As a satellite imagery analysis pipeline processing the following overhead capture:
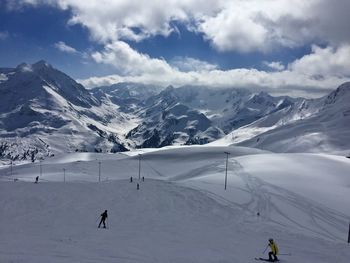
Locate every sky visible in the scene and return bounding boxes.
[1,0,350,97]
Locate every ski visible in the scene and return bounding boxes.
[254,258,280,262]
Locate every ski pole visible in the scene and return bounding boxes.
[262,244,268,254]
[96,215,101,227]
[279,253,291,256]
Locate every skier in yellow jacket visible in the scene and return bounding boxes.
[268,238,279,262]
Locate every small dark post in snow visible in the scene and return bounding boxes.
[224,152,231,190]
[63,168,66,183]
[138,154,141,181]
[98,161,101,182]
[348,222,350,243]
[137,183,140,190]
[10,160,13,177]
[40,160,42,178]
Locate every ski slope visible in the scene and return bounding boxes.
[1,145,350,262]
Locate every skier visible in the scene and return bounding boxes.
[130,176,133,183]
[142,176,144,182]
[137,183,140,190]
[98,210,108,228]
[35,176,39,183]
[268,238,279,262]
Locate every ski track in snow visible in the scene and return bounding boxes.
[229,159,348,241]
[1,179,349,263]
[167,156,349,242]
[1,147,350,262]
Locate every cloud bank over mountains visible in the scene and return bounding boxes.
[9,0,350,96]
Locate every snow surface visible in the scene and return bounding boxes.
[0,61,137,159]
[1,145,350,262]
[213,83,350,154]
[2,62,350,156]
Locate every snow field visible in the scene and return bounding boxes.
[1,145,350,262]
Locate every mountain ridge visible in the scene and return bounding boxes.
[1,61,349,162]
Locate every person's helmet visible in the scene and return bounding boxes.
[269,238,273,242]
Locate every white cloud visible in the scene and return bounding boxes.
[196,0,350,52]
[79,44,350,97]
[13,0,350,97]
[91,41,173,75]
[197,0,319,52]
[54,41,78,54]
[15,0,350,53]
[289,45,350,78]
[79,65,349,98]
[263,61,285,71]
[170,57,218,72]
[34,0,221,44]
[198,1,270,52]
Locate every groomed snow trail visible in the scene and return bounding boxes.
[171,155,350,242]
[1,146,350,262]
[1,179,349,263]
[229,158,348,241]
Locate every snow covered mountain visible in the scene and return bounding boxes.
[0,61,133,162]
[213,82,350,153]
[1,60,349,162]
[92,82,163,113]
[121,85,302,148]
[125,86,225,147]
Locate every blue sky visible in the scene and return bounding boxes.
[0,4,108,78]
[1,1,350,97]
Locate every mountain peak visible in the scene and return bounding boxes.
[257,91,272,98]
[15,60,52,73]
[336,82,350,92]
[3,60,99,109]
[324,82,350,105]
[165,85,175,91]
[16,62,32,72]
[32,60,52,71]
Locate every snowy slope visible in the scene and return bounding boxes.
[141,86,301,132]
[213,82,350,154]
[0,61,138,161]
[1,61,350,159]
[92,82,164,113]
[1,146,350,262]
[123,86,224,147]
[126,85,300,148]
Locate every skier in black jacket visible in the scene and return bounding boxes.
[98,210,108,228]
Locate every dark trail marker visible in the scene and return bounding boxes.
[138,154,141,180]
[137,183,140,190]
[98,161,101,182]
[224,152,230,190]
[348,222,350,243]
[40,160,42,178]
